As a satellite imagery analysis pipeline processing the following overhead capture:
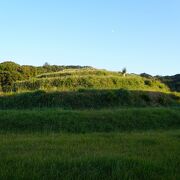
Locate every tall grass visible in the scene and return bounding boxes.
[12,69,169,92]
[0,89,178,109]
[36,68,120,78]
[0,130,180,179]
[0,108,179,133]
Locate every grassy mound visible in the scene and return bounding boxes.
[36,68,119,78]
[12,69,169,92]
[0,108,179,133]
[0,90,179,109]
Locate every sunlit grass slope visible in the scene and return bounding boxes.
[13,69,169,92]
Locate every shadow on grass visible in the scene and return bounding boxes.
[0,89,179,109]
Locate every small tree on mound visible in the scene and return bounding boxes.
[122,68,127,77]
[43,62,50,67]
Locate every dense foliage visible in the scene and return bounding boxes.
[0,61,179,93]
[0,89,179,109]
[0,61,91,92]
[157,74,180,92]
[13,76,168,92]
[141,73,180,92]
[9,67,168,92]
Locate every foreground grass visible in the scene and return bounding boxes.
[0,108,180,133]
[0,130,180,179]
[0,107,179,179]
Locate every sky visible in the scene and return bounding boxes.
[0,0,180,75]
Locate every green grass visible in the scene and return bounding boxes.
[0,89,179,109]
[0,107,180,179]
[0,130,180,179]
[36,68,120,78]
[0,108,179,133]
[13,69,169,92]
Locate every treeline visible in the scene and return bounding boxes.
[0,61,91,92]
[0,61,179,93]
[156,74,180,92]
[140,73,180,92]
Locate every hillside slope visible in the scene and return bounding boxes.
[0,61,91,92]
[0,61,179,93]
[13,69,169,92]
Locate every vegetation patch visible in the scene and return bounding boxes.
[0,131,180,179]
[0,108,179,133]
[0,89,179,109]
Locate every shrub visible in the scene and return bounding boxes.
[144,80,152,86]
[140,94,151,104]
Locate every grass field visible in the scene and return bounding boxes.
[0,108,180,179]
[0,130,180,179]
[0,108,179,133]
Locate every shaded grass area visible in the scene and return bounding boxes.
[0,89,179,109]
[0,130,180,179]
[0,108,180,133]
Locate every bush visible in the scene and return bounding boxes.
[144,80,152,86]
[140,94,151,104]
[0,61,92,90]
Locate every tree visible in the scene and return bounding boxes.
[0,71,14,92]
[122,68,127,77]
[43,62,50,67]
[0,61,21,71]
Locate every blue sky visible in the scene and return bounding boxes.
[0,0,180,75]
